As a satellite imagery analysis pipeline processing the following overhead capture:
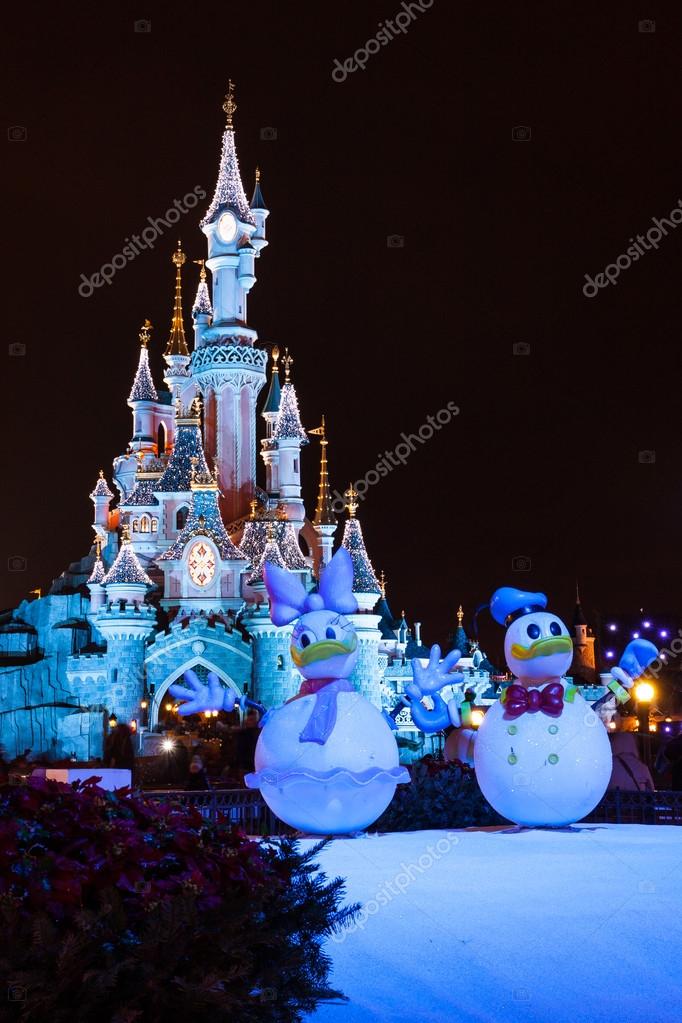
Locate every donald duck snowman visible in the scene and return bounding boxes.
[404,587,658,828]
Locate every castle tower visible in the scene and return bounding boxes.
[273,350,308,530]
[309,416,337,575]
[192,82,268,523]
[86,537,106,618]
[96,527,156,724]
[260,346,282,495]
[570,584,597,684]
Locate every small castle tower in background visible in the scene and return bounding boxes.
[341,485,383,705]
[570,584,597,684]
[309,416,337,575]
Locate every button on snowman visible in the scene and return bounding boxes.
[473,587,654,827]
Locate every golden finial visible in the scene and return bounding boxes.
[193,258,207,283]
[98,469,105,480]
[165,243,189,357]
[121,523,131,544]
[457,605,464,627]
[139,319,153,348]
[272,344,280,367]
[29,587,42,599]
[345,483,358,518]
[379,570,387,598]
[95,536,102,559]
[223,79,237,129]
[255,166,261,183]
[282,347,293,383]
[249,498,258,520]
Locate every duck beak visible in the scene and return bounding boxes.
[291,634,357,668]
[510,636,572,661]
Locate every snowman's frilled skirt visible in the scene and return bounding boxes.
[245,691,409,834]
[474,690,612,827]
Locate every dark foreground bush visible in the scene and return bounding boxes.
[372,758,503,832]
[0,778,358,1023]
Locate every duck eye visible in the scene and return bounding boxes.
[300,633,311,648]
[527,623,540,640]
[325,626,337,640]
[550,621,562,636]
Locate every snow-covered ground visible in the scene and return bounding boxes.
[303,825,682,1023]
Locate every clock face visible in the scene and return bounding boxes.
[188,541,216,587]
[217,210,238,243]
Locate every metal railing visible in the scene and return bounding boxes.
[585,788,682,825]
[143,787,292,835]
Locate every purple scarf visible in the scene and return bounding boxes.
[299,678,355,745]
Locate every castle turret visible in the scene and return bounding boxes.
[96,526,156,724]
[341,485,381,611]
[309,416,337,574]
[260,346,282,496]
[86,537,106,617]
[570,584,597,684]
[273,350,307,529]
[90,470,114,530]
[339,486,383,703]
[191,259,213,350]
[250,167,269,255]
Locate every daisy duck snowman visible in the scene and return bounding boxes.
[242,548,410,834]
[402,587,658,828]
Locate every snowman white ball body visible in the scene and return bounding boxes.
[474,609,612,827]
[248,604,407,834]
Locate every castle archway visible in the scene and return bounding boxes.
[150,657,242,730]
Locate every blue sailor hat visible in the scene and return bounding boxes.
[489,587,548,627]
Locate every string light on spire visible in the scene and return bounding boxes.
[129,320,159,402]
[90,470,114,500]
[201,81,255,227]
[341,490,380,595]
[273,352,308,444]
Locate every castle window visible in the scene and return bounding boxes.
[132,519,139,532]
[140,515,150,533]
[294,458,299,474]
[176,506,189,530]
[157,423,167,455]
[277,654,284,670]
[151,517,158,533]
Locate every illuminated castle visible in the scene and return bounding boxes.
[0,85,494,762]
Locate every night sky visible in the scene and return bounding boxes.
[4,1,682,667]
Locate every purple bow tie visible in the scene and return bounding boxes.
[504,682,564,719]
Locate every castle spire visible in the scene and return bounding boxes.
[165,242,190,357]
[251,165,267,211]
[191,259,213,319]
[262,345,281,417]
[129,320,159,402]
[341,488,380,605]
[201,81,255,228]
[310,416,336,526]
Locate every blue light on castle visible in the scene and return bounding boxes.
[0,85,501,764]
